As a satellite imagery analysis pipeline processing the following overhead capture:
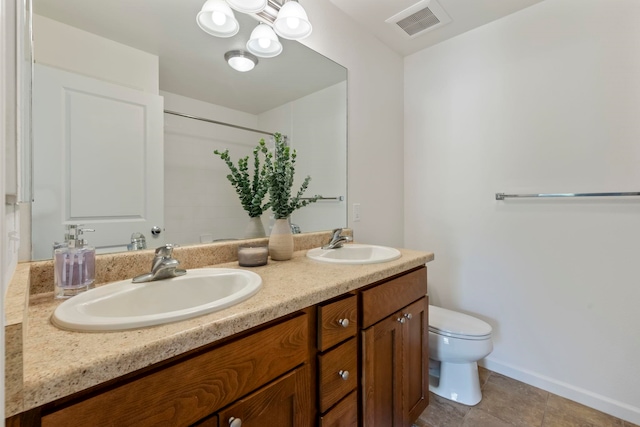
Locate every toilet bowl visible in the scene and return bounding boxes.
[428,305,493,406]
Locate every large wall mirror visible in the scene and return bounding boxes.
[28,0,347,260]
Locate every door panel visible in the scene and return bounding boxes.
[403,297,429,424]
[32,64,164,259]
[362,315,403,427]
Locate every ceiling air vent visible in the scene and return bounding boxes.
[386,0,451,38]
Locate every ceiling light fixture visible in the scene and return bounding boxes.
[226,0,268,14]
[247,23,283,58]
[273,0,312,40]
[197,0,312,69]
[225,50,259,72]
[197,0,239,38]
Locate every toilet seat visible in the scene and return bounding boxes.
[429,305,492,340]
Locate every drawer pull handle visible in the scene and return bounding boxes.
[404,313,413,320]
[397,317,406,324]
[339,370,350,381]
[229,417,242,427]
[338,318,350,328]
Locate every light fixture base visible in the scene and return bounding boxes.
[224,50,259,72]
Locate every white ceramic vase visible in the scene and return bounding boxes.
[244,216,266,239]
[269,218,293,261]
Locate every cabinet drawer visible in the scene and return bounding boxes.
[42,314,309,427]
[319,390,358,427]
[318,295,357,351]
[361,267,427,329]
[217,365,312,427]
[318,337,358,413]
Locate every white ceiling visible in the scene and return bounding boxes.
[33,0,546,114]
[329,0,546,56]
[33,0,347,114]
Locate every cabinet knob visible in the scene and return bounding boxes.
[397,317,406,324]
[404,313,413,320]
[229,417,242,427]
[338,318,349,328]
[338,370,350,381]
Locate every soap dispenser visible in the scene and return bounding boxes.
[54,225,96,299]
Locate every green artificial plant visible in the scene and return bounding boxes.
[260,133,320,219]
[213,145,270,218]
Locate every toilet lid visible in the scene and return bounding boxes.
[429,305,492,339]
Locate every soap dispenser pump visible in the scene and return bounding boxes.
[54,225,96,299]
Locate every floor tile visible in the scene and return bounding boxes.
[418,392,470,427]
[462,408,514,427]
[542,395,622,427]
[478,366,491,389]
[473,372,548,426]
[418,369,637,427]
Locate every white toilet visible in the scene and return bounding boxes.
[428,305,493,406]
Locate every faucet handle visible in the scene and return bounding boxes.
[331,228,343,239]
[155,243,177,258]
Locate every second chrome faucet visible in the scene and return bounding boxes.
[322,228,353,250]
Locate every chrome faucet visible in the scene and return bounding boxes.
[290,223,301,234]
[132,244,187,283]
[322,228,352,249]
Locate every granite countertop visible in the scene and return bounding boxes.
[6,239,433,417]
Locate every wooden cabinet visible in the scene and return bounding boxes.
[41,313,309,427]
[9,266,429,427]
[361,268,429,427]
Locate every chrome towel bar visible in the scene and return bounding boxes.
[496,192,640,200]
[301,196,344,201]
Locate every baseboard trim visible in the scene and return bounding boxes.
[479,358,640,425]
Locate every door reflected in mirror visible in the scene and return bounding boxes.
[29,0,347,260]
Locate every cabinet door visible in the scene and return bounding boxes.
[361,314,403,427]
[217,365,311,427]
[402,297,429,425]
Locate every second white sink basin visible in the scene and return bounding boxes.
[51,268,262,332]
[306,244,401,265]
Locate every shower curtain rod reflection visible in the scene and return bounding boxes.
[164,110,275,136]
[496,191,640,200]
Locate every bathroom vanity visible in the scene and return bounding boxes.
[5,234,433,427]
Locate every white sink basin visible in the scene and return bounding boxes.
[51,268,262,332]
[306,244,401,265]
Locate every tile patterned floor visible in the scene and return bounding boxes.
[415,368,639,427]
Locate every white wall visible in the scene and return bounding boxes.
[2,0,22,421]
[259,81,348,233]
[301,0,405,247]
[163,81,347,243]
[404,0,640,423]
[33,14,158,93]
[162,91,261,244]
[3,0,20,290]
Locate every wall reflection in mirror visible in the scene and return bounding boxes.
[28,0,347,260]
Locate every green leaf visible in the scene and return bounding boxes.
[213,142,270,217]
[264,133,321,219]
